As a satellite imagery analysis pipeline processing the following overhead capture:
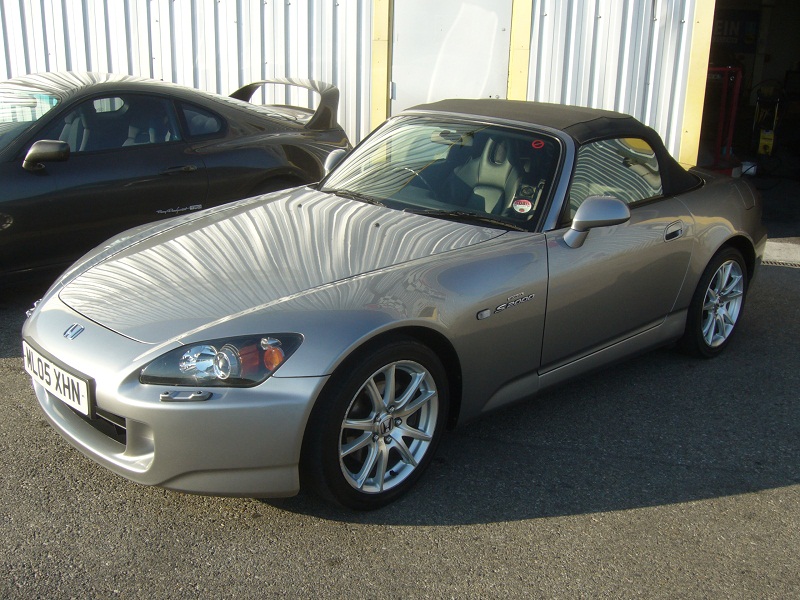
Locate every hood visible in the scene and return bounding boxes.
[58,187,503,343]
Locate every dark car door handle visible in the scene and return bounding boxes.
[665,220,683,241]
[160,165,198,175]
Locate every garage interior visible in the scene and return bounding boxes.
[701,1,799,178]
[701,0,800,241]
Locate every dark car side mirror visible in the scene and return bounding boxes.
[22,140,70,172]
[563,195,631,249]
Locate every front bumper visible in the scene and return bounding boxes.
[23,296,328,498]
[30,373,327,497]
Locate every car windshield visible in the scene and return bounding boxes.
[321,115,561,230]
[0,83,60,153]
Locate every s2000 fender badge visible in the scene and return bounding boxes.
[479,293,536,319]
[495,293,535,313]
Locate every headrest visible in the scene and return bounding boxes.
[488,139,508,164]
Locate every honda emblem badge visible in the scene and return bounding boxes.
[63,324,85,340]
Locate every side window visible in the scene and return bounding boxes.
[567,137,663,220]
[36,95,181,153]
[179,103,223,137]
[93,97,125,114]
[119,96,181,147]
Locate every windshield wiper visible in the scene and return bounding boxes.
[329,189,385,207]
[406,209,526,232]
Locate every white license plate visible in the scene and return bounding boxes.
[23,341,91,416]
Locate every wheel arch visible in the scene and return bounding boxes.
[390,326,463,429]
[316,325,464,430]
[720,234,757,280]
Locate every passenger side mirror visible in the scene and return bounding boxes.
[323,148,347,175]
[563,195,630,248]
[23,140,70,172]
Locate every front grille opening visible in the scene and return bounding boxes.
[86,407,127,445]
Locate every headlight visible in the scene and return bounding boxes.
[139,334,302,387]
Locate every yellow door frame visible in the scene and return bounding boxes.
[370,0,393,132]
[678,1,716,167]
[507,0,533,101]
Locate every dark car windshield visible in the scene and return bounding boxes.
[321,115,561,230]
[0,83,59,153]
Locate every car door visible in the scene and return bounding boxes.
[0,93,209,275]
[540,137,694,371]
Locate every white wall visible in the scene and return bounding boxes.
[0,0,700,156]
[522,0,698,157]
[0,0,372,143]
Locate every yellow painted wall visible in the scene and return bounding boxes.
[679,1,716,167]
[370,0,393,131]
[507,0,533,101]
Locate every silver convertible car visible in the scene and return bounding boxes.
[22,99,767,509]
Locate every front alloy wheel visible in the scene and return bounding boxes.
[339,359,439,494]
[302,339,448,509]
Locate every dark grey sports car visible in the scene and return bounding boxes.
[22,99,767,510]
[0,72,350,278]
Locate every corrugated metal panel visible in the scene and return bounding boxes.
[526,0,696,156]
[0,0,371,143]
[2,0,699,152]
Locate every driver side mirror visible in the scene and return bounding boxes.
[323,148,347,175]
[563,195,630,248]
[23,140,70,172]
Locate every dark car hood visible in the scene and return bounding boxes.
[58,187,503,343]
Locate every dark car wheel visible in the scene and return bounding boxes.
[679,247,748,358]
[302,339,448,510]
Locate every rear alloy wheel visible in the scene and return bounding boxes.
[303,340,448,510]
[680,247,748,357]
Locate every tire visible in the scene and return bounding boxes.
[679,247,748,358]
[301,339,449,510]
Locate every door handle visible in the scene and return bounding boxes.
[664,220,683,241]
[160,165,198,175]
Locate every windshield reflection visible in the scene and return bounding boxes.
[323,116,561,230]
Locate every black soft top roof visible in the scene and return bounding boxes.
[406,99,700,196]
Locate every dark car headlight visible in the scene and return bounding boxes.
[140,334,302,387]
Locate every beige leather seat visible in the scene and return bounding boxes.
[445,136,520,214]
[58,107,95,152]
